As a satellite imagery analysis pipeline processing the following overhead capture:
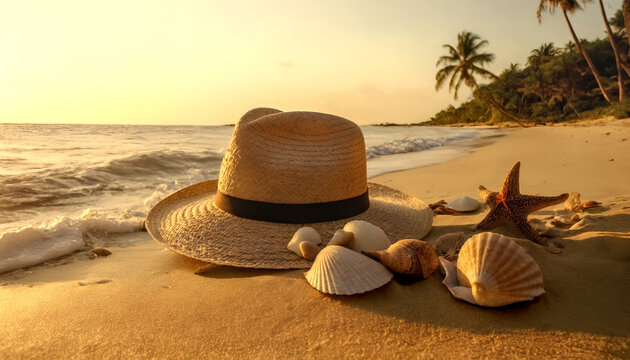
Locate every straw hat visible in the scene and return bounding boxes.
[146,108,433,269]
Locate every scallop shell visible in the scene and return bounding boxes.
[287,227,321,256]
[363,239,438,280]
[343,220,390,253]
[446,196,480,212]
[304,245,393,295]
[435,232,466,255]
[440,232,545,307]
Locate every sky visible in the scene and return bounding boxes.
[0,0,624,125]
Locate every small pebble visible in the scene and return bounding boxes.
[90,248,112,257]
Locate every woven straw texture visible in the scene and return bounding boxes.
[146,180,432,269]
[219,110,367,203]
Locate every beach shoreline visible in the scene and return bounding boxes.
[1,118,629,359]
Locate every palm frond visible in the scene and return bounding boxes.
[471,65,499,81]
[435,30,497,101]
[448,69,462,95]
[435,65,457,90]
[453,73,467,100]
[468,53,495,65]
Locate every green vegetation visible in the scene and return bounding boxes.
[427,3,630,126]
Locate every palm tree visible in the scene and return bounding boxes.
[563,41,577,54]
[537,0,614,104]
[597,0,625,100]
[625,0,630,55]
[435,31,530,127]
[527,43,558,68]
[610,8,627,37]
[612,5,630,78]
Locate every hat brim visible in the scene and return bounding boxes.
[146,180,433,269]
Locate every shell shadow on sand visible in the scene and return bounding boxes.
[162,207,630,337]
[332,234,630,338]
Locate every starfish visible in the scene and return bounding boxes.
[476,161,568,253]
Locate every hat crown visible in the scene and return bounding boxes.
[218,109,367,204]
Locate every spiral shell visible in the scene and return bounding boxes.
[440,232,545,307]
[363,239,438,280]
[304,245,393,295]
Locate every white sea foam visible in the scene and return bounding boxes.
[365,132,477,160]
[0,210,142,273]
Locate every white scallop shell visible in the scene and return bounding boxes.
[287,227,321,256]
[304,245,393,295]
[343,220,390,253]
[440,232,545,307]
[446,196,480,212]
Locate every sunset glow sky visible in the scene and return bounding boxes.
[0,0,623,125]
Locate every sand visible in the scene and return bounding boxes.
[1,118,629,359]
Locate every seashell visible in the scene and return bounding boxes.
[327,229,354,247]
[564,192,582,211]
[446,196,480,212]
[342,220,390,253]
[580,200,601,209]
[443,252,458,262]
[363,239,438,280]
[435,232,466,255]
[299,241,320,260]
[304,245,393,295]
[548,214,579,227]
[287,227,321,256]
[440,232,545,307]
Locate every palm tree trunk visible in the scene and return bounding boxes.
[473,86,531,127]
[599,0,624,101]
[562,10,614,104]
[624,0,630,57]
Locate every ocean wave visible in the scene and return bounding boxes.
[365,132,478,160]
[0,209,143,273]
[95,150,222,176]
[0,150,223,210]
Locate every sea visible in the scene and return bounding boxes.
[0,123,498,273]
